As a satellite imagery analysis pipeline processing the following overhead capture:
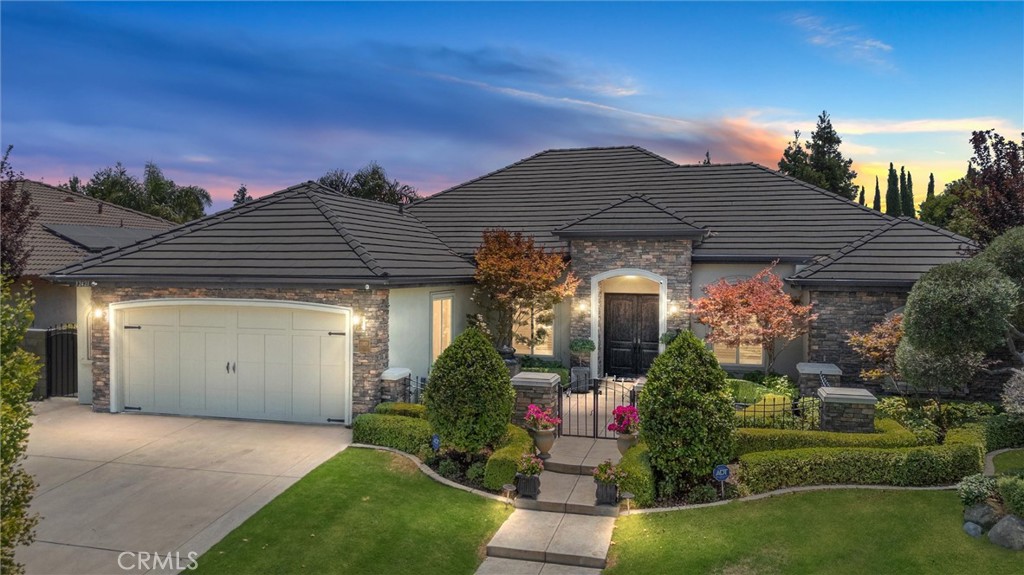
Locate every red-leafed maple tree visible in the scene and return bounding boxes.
[473,229,579,354]
[690,262,817,372]
[847,314,904,382]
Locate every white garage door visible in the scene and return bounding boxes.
[115,302,351,424]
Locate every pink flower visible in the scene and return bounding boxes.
[524,403,561,429]
[607,405,639,434]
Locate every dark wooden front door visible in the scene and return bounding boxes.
[603,294,660,377]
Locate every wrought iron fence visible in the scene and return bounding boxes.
[735,396,821,430]
[558,376,641,438]
[46,323,78,398]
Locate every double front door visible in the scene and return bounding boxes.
[603,294,659,378]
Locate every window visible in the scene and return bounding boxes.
[513,306,554,356]
[712,342,764,366]
[431,294,453,363]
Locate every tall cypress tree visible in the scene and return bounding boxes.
[902,171,915,217]
[873,176,882,211]
[858,186,865,205]
[927,173,935,200]
[885,163,901,216]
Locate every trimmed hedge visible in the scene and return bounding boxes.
[521,366,569,388]
[618,442,655,508]
[727,379,767,404]
[997,475,1024,516]
[374,402,427,419]
[738,427,984,494]
[352,413,433,455]
[986,414,1024,451]
[483,425,534,491]
[735,419,920,456]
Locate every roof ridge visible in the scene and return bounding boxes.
[20,178,174,225]
[745,163,895,222]
[554,192,706,233]
[302,185,388,278]
[675,162,757,168]
[891,215,978,246]
[407,149,552,208]
[632,193,707,230]
[789,219,908,280]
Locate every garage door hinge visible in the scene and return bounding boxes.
[124,325,142,330]
[328,331,346,336]
[326,418,346,423]
[124,406,142,411]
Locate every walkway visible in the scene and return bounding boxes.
[475,437,622,574]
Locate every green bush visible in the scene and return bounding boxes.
[735,419,919,456]
[958,474,997,506]
[519,356,564,369]
[437,459,460,479]
[374,402,427,419]
[466,462,486,485]
[618,442,655,508]
[424,328,514,452]
[638,331,735,497]
[352,414,433,454]
[997,475,1024,516]
[687,484,719,504]
[521,366,569,388]
[986,414,1024,451]
[727,379,767,404]
[483,424,533,491]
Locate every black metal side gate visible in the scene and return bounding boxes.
[557,377,641,438]
[46,323,78,397]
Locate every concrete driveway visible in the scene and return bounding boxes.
[17,398,350,575]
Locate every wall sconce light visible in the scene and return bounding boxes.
[577,300,588,312]
[93,307,106,320]
[352,314,364,331]
[669,303,680,314]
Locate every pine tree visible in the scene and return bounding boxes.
[873,176,882,211]
[886,163,901,216]
[927,173,935,200]
[858,186,865,205]
[902,171,916,217]
[777,111,858,199]
[701,150,712,165]
[232,184,252,206]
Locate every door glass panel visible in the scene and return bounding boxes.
[431,296,452,363]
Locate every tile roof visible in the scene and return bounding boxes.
[48,181,476,286]
[16,180,173,277]
[787,218,976,287]
[553,193,707,239]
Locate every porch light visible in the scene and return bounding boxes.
[93,307,106,320]
[352,314,362,330]
[669,303,680,314]
[577,300,588,312]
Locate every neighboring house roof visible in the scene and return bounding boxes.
[48,181,476,286]
[787,218,976,287]
[553,193,708,239]
[17,180,173,277]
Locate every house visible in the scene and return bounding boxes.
[13,180,174,402]
[47,147,973,424]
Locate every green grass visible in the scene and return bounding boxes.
[193,448,511,575]
[607,490,1021,575]
[994,449,1024,475]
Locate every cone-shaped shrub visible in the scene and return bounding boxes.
[424,327,514,452]
[637,330,735,498]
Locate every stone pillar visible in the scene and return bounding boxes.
[797,362,843,397]
[817,387,877,433]
[511,371,560,425]
[379,367,412,404]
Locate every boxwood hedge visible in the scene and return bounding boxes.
[986,414,1024,451]
[483,424,534,491]
[374,402,427,419]
[735,418,920,456]
[618,442,655,508]
[352,413,433,455]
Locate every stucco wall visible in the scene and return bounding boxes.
[388,284,474,381]
[20,279,77,328]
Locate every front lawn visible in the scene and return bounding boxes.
[193,448,511,575]
[994,449,1024,475]
[607,490,1020,574]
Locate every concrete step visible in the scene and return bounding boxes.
[475,557,603,575]
[544,437,621,476]
[514,471,618,517]
[486,510,615,569]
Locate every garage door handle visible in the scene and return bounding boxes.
[232,362,236,373]
[226,362,230,373]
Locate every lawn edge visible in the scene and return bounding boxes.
[349,443,509,503]
[984,447,1021,476]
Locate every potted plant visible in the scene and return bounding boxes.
[515,453,544,499]
[593,459,626,506]
[607,405,640,455]
[569,338,596,393]
[524,404,561,459]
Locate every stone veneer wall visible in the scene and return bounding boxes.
[807,288,907,391]
[88,285,388,416]
[568,238,693,374]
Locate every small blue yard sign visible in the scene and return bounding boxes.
[713,464,730,482]
[431,434,441,452]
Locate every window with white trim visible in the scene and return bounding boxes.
[513,306,554,356]
[431,293,453,363]
[712,342,764,366]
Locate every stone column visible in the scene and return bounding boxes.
[511,371,561,425]
[817,387,877,433]
[797,362,843,397]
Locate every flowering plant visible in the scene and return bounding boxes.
[525,404,562,430]
[517,453,544,476]
[592,459,627,485]
[607,405,639,434]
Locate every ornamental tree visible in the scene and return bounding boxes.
[0,146,38,279]
[472,229,578,353]
[690,262,817,372]
[962,130,1024,245]
[846,314,903,382]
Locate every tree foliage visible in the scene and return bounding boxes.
[902,170,916,218]
[777,111,858,200]
[858,186,865,206]
[317,162,420,205]
[232,184,252,206]
[0,147,39,278]
[82,161,211,223]
[961,130,1024,245]
[885,163,901,216]
[1,276,40,573]
[919,177,981,237]
[690,262,817,371]
[976,226,1024,367]
[423,328,514,452]
[927,173,936,200]
[872,176,882,211]
[637,331,735,497]
[471,229,578,352]
[847,314,903,382]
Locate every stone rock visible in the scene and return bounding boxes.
[988,515,1024,551]
[963,522,983,538]
[965,503,1002,530]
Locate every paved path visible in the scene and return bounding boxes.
[17,398,349,575]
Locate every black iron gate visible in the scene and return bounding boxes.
[46,324,77,397]
[558,376,642,438]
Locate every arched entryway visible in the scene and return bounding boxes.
[589,268,667,377]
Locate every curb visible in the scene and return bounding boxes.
[984,447,1019,476]
[349,443,509,503]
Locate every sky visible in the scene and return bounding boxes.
[3,1,1022,213]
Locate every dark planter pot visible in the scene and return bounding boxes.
[516,473,541,499]
[595,481,618,506]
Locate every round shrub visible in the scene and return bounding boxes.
[895,340,985,397]
[424,328,514,452]
[978,226,1024,324]
[637,330,735,498]
[958,473,996,506]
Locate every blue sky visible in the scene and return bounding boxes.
[3,1,1021,212]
